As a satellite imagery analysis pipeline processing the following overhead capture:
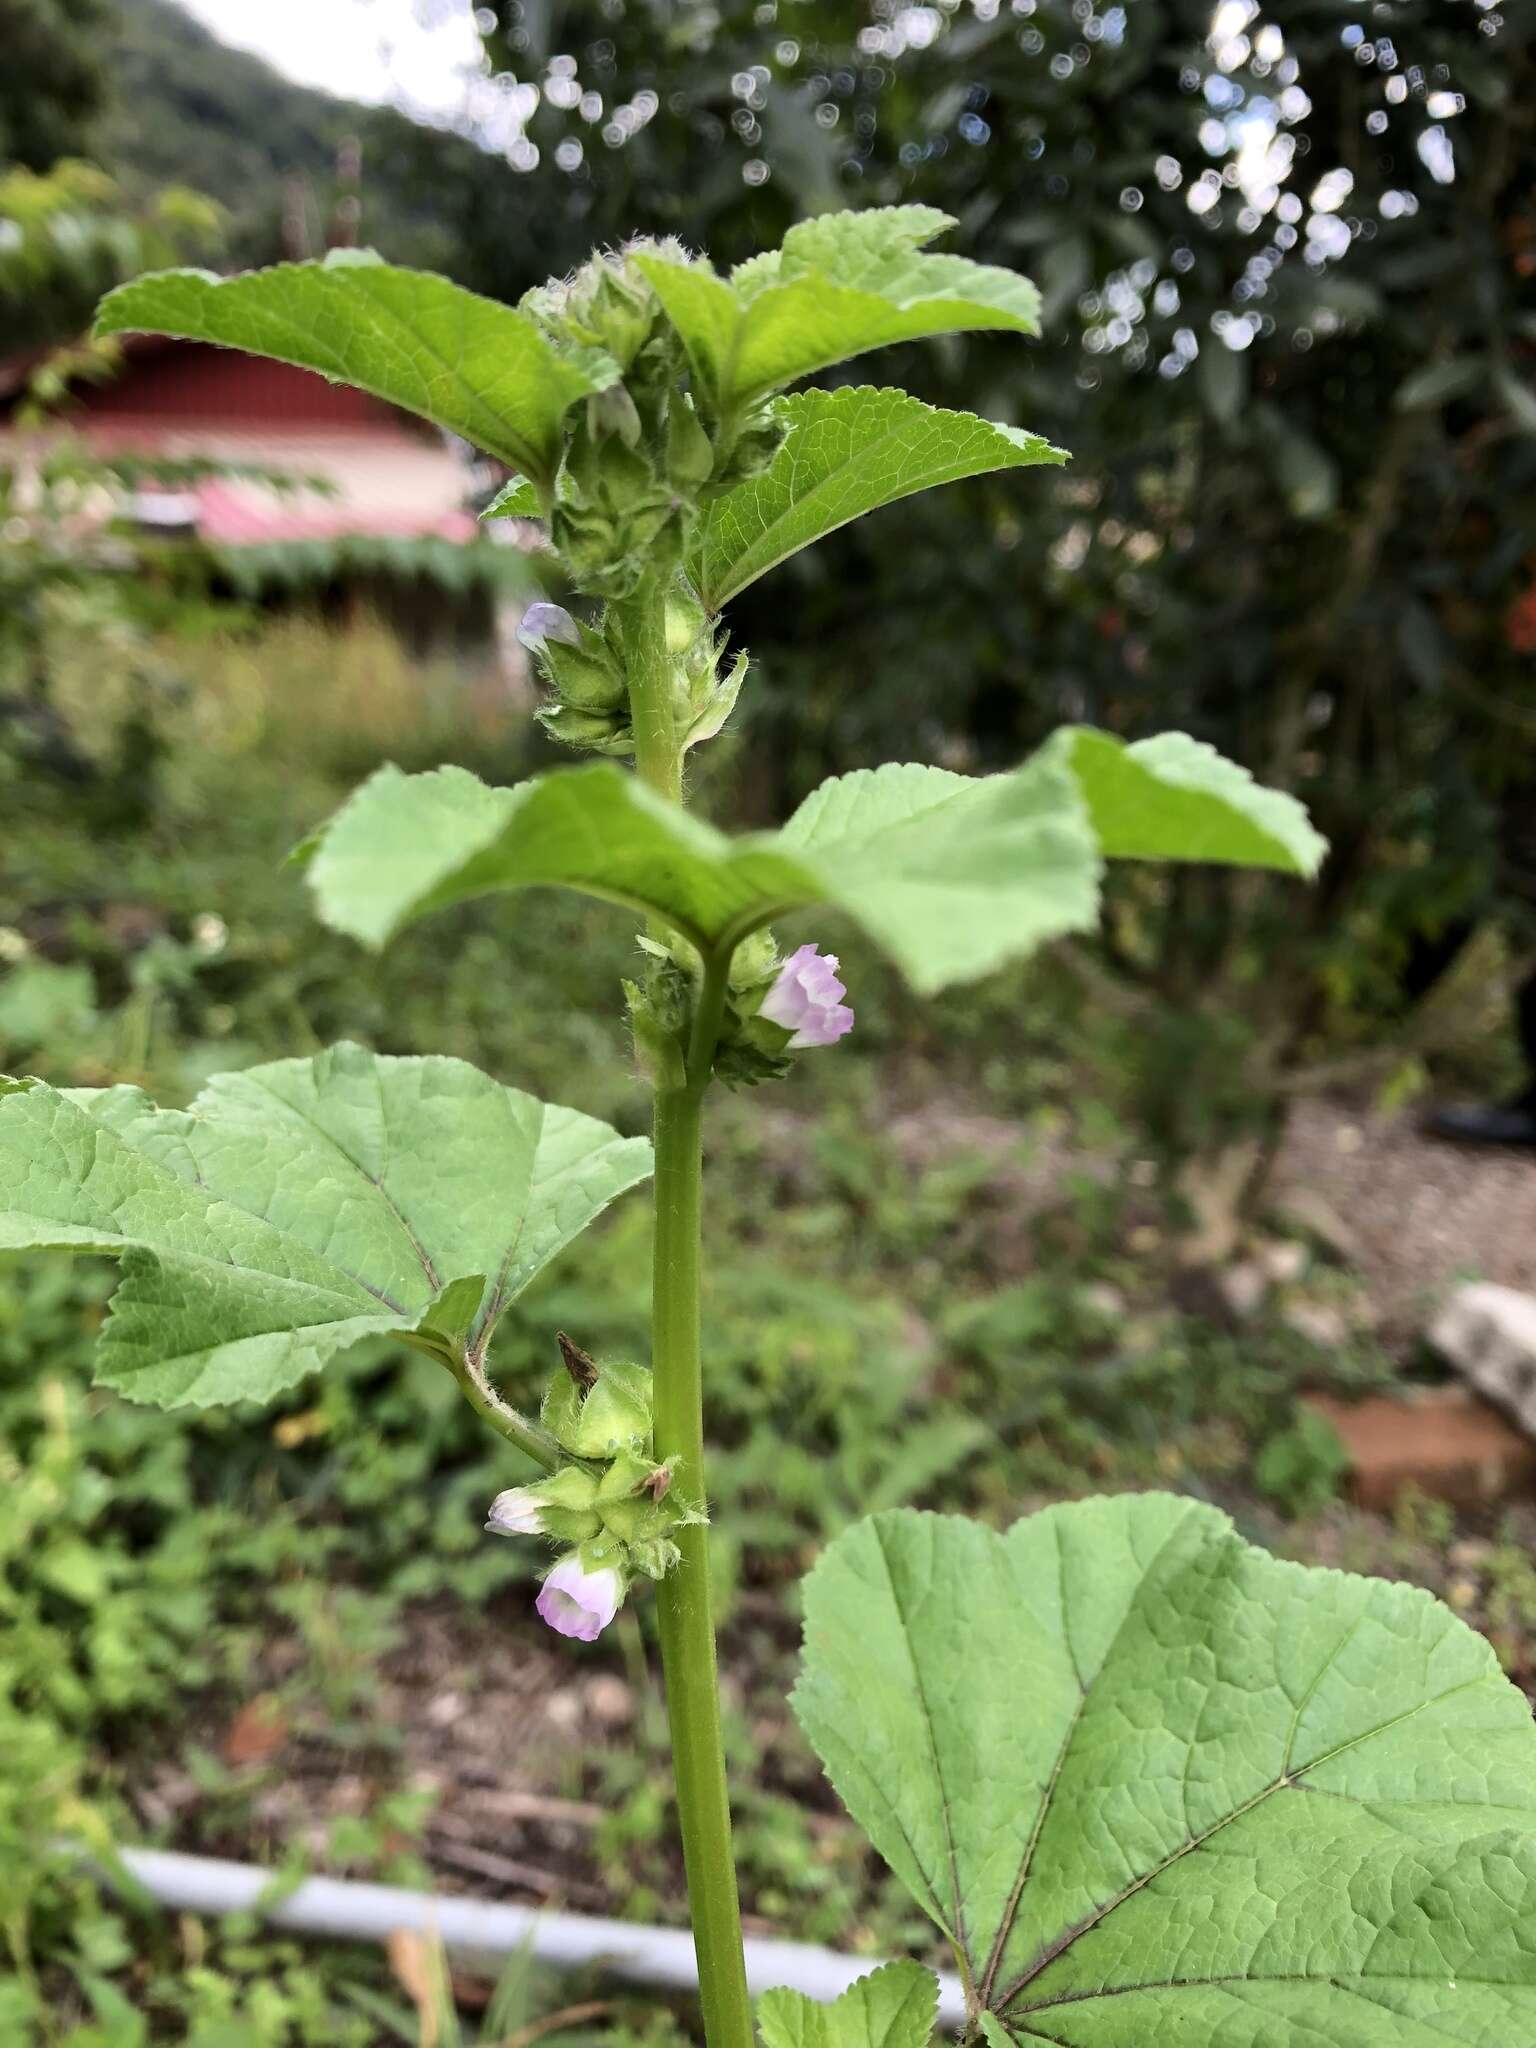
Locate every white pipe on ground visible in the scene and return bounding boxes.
[109,1847,969,2028]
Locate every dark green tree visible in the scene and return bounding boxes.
[0,0,115,170]
[428,0,1535,1199]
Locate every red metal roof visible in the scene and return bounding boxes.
[65,342,395,427]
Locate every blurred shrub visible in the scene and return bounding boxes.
[437,0,1536,1173]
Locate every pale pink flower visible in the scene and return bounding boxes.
[759,944,855,1050]
[536,1556,624,1642]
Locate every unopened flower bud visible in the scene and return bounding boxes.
[589,383,644,448]
[684,649,746,752]
[484,1465,600,1545]
[486,1486,546,1536]
[538,703,634,755]
[759,944,855,1050]
[521,248,660,371]
[519,603,631,754]
[729,929,781,991]
[666,395,715,490]
[516,602,581,653]
[536,1555,624,1642]
[706,406,789,493]
[541,1357,654,1459]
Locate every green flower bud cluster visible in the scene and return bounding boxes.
[524,243,715,602]
[523,589,746,766]
[522,240,692,374]
[511,239,793,765]
[521,1343,698,1585]
[521,240,788,609]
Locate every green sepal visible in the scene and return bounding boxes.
[541,1358,654,1458]
[628,1535,683,1582]
[525,1466,602,1543]
[596,1447,661,1504]
[684,648,747,752]
[540,1371,585,1451]
[712,1012,796,1090]
[574,1534,632,1580]
[542,1506,603,1544]
[588,383,644,449]
[595,1449,674,1543]
[529,615,626,714]
[667,394,715,490]
[623,977,688,1092]
[537,703,634,756]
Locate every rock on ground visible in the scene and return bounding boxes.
[1431,1282,1536,1436]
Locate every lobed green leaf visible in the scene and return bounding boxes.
[636,207,1042,414]
[1056,726,1327,877]
[795,1495,1536,2044]
[0,1042,651,1407]
[94,251,617,487]
[692,388,1066,610]
[301,730,1322,995]
[301,753,1102,995]
[758,1963,939,2048]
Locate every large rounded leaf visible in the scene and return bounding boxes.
[299,731,1321,995]
[0,1042,650,1407]
[300,753,1102,995]
[795,1495,1536,2043]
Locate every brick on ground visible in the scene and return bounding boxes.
[1304,1387,1536,1512]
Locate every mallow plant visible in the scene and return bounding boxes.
[3,208,1534,2046]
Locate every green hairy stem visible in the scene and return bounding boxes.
[442,1352,567,1473]
[619,589,684,807]
[624,581,754,2048]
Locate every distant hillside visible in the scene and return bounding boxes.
[104,0,470,269]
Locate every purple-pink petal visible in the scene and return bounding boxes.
[760,943,854,1051]
[536,1557,623,1642]
[517,602,581,653]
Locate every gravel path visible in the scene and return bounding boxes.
[1274,1100,1536,1338]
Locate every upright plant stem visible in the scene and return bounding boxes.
[620,585,754,2048]
[651,1077,752,2048]
[622,588,683,807]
